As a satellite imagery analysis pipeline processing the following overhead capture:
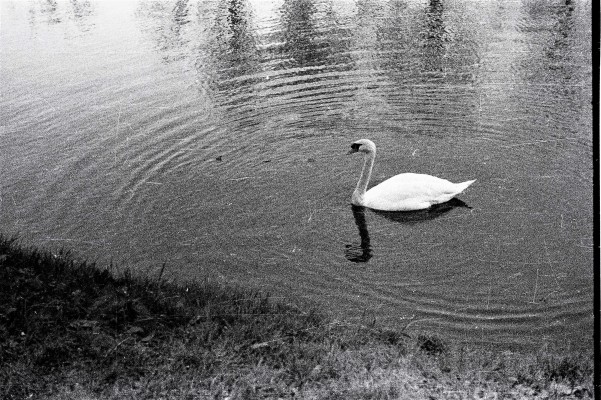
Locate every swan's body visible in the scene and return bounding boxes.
[349,139,475,211]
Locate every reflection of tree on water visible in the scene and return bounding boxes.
[138,0,354,102]
[28,0,95,28]
[275,0,355,130]
[222,0,256,57]
[171,0,190,33]
[517,0,588,144]
[346,199,470,263]
[277,0,354,72]
[420,0,448,74]
[522,0,580,82]
[363,0,449,75]
[70,0,94,25]
[280,0,315,65]
[40,0,60,24]
[350,0,481,134]
[138,0,263,95]
[279,0,324,68]
[203,0,260,89]
[546,0,577,77]
[137,1,191,63]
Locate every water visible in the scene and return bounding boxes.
[1,0,592,349]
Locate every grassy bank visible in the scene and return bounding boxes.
[0,235,593,399]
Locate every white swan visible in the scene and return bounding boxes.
[348,139,475,211]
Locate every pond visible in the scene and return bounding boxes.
[1,0,593,349]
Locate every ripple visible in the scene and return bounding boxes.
[1,0,592,349]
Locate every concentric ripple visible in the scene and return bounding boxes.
[0,0,592,349]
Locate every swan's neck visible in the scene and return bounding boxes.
[353,151,375,204]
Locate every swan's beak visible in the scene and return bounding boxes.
[347,149,357,155]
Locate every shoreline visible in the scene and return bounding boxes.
[0,235,593,399]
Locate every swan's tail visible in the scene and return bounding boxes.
[456,179,476,193]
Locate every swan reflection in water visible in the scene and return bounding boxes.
[345,205,373,263]
[345,198,471,263]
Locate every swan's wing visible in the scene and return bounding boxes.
[366,173,457,201]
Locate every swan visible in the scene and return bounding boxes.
[348,139,475,211]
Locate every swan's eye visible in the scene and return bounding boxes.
[351,143,361,152]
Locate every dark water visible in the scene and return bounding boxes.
[1,0,593,348]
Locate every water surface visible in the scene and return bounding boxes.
[0,0,593,349]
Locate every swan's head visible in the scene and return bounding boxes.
[348,139,376,155]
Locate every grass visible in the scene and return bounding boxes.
[0,235,593,399]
